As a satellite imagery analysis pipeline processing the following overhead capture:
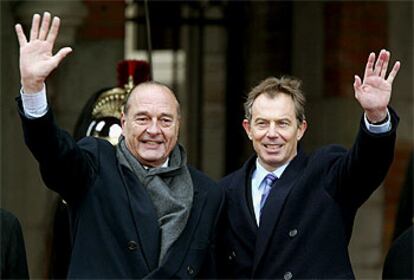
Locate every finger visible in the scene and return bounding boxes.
[53,47,73,65]
[353,75,362,89]
[374,49,386,76]
[363,52,375,81]
[15,24,28,47]
[30,14,41,41]
[353,75,362,97]
[38,12,51,40]
[46,17,60,46]
[380,50,390,78]
[386,61,401,84]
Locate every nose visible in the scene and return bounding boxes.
[146,119,161,135]
[266,122,279,138]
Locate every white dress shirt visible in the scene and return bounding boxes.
[251,160,289,226]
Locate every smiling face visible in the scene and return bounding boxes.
[243,93,307,171]
[121,83,180,167]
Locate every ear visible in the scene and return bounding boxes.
[297,120,307,141]
[120,112,126,135]
[175,119,180,137]
[242,119,252,140]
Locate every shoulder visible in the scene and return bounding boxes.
[188,166,223,198]
[218,157,254,189]
[218,170,240,187]
[309,144,347,161]
[188,165,214,183]
[77,136,114,151]
[77,137,116,159]
[0,209,23,238]
[0,209,19,226]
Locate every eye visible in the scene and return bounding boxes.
[135,116,149,125]
[279,120,290,128]
[256,121,268,129]
[160,117,173,127]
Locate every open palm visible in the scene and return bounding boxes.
[354,50,400,123]
[15,12,72,93]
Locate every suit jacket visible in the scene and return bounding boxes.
[18,102,224,279]
[217,109,399,279]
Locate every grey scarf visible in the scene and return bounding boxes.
[116,136,193,264]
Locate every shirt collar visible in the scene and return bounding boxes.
[254,158,289,190]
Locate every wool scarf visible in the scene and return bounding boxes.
[116,136,193,264]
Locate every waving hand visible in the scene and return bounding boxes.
[354,49,400,123]
[15,12,72,93]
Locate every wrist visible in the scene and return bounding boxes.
[21,78,44,94]
[366,109,388,124]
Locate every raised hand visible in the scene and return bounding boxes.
[15,12,72,93]
[353,49,400,123]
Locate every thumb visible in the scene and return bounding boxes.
[53,47,72,65]
[353,75,362,96]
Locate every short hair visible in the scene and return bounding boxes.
[244,76,306,125]
[123,81,181,118]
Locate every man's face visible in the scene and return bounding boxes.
[121,84,180,167]
[243,93,307,171]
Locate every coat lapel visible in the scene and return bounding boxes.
[252,149,307,273]
[226,157,258,247]
[118,164,160,272]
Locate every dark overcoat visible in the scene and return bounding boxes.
[217,109,399,279]
[18,102,223,279]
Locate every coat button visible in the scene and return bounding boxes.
[284,271,293,280]
[187,265,194,275]
[128,240,138,251]
[288,229,298,238]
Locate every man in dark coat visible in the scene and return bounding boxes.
[0,209,29,279]
[382,225,413,279]
[217,50,400,279]
[15,12,223,278]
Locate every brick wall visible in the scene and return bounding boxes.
[383,142,413,253]
[323,0,411,270]
[79,0,125,40]
[324,2,387,97]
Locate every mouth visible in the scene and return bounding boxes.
[263,143,283,152]
[142,140,164,147]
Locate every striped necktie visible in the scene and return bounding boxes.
[259,173,278,217]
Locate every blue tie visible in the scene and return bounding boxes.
[259,173,277,217]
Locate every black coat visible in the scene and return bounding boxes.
[217,110,399,279]
[18,103,224,279]
[382,225,413,279]
[0,209,29,279]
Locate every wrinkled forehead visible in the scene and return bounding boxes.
[128,84,180,115]
[252,93,295,114]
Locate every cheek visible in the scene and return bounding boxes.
[279,129,297,141]
[251,130,266,141]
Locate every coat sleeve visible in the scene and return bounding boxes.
[329,107,399,209]
[17,97,98,204]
